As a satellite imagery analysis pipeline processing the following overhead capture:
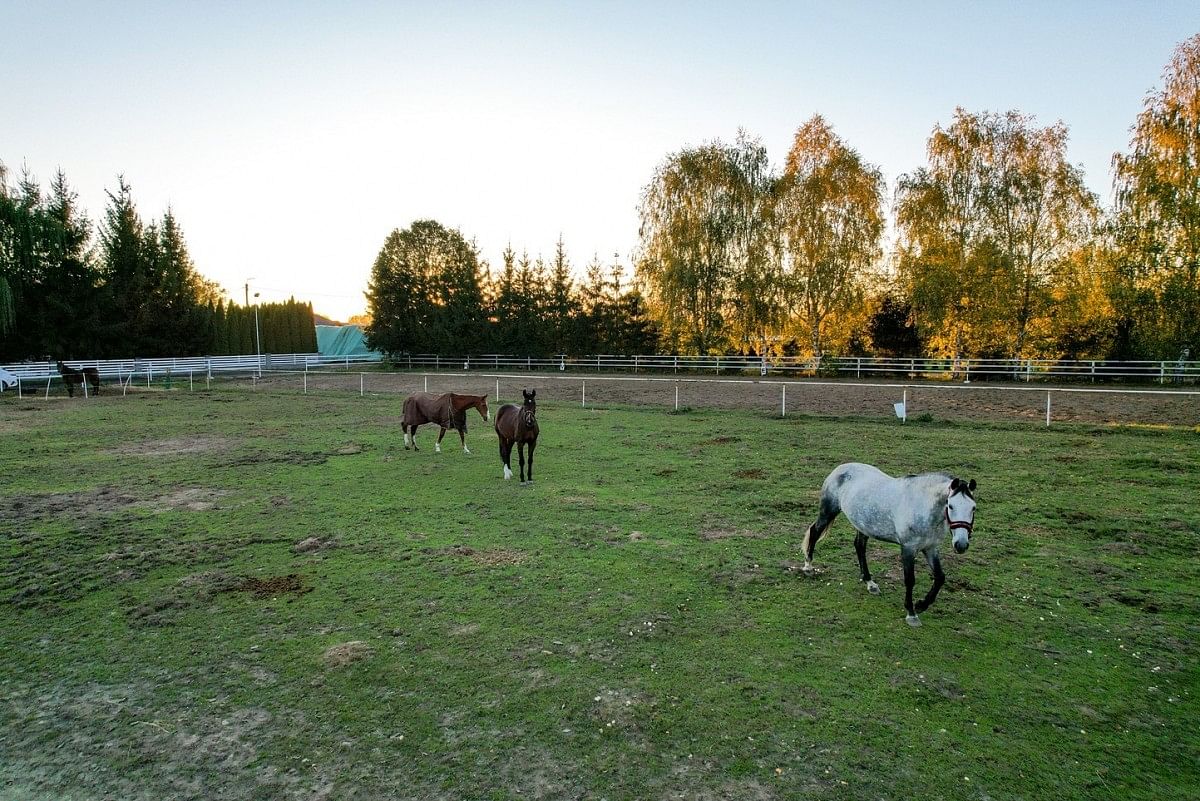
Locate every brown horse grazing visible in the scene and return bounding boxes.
[401,391,489,453]
[494,389,539,483]
[57,361,101,398]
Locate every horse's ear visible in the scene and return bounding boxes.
[950,478,962,493]
[968,478,977,492]
[530,389,536,397]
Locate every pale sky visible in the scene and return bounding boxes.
[4,1,1198,321]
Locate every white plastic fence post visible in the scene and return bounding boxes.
[902,389,908,423]
[16,377,21,398]
[675,384,679,411]
[82,374,88,398]
[360,373,364,397]
[495,378,499,400]
[45,377,51,399]
[189,371,193,392]
[304,373,308,394]
[146,370,151,388]
[1046,392,1051,427]
[123,375,128,397]
[781,384,786,417]
[582,380,586,407]
[424,375,428,392]
[206,372,211,390]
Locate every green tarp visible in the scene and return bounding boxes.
[315,325,375,356]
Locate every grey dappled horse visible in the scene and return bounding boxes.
[801,462,977,627]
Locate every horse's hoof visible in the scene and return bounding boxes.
[801,563,815,576]
[905,615,922,627]
[464,448,471,455]
[867,580,880,595]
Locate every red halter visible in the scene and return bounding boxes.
[945,506,973,534]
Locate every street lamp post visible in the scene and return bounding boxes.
[254,292,262,376]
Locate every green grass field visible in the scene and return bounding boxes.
[1,388,1197,800]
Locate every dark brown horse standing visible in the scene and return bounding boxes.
[56,361,101,398]
[401,391,489,453]
[494,389,539,483]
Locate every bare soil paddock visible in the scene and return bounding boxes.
[250,369,1200,427]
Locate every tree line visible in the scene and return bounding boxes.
[365,220,658,356]
[0,169,315,361]
[636,34,1200,362]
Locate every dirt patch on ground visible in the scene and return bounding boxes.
[733,468,766,479]
[323,640,374,667]
[109,435,233,456]
[432,545,528,567]
[2,486,228,520]
[234,574,309,598]
[145,487,228,512]
[222,450,328,467]
[292,536,338,553]
[710,435,741,444]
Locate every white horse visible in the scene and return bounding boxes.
[801,463,977,627]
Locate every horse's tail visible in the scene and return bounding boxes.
[400,396,414,428]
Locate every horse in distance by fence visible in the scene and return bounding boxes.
[801,462,977,627]
[494,388,539,483]
[56,361,101,398]
[401,391,489,453]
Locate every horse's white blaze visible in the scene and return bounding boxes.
[503,465,512,480]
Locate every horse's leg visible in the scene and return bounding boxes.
[459,427,470,454]
[801,494,839,575]
[517,441,527,484]
[500,437,513,480]
[902,546,921,627]
[855,532,879,595]
[915,551,946,614]
[526,438,535,482]
[435,426,447,453]
[410,425,419,451]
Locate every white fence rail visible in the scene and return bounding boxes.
[386,352,1200,384]
[3,350,1197,388]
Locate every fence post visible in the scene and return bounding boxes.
[902,388,907,423]
[304,373,308,394]
[206,372,211,390]
[675,383,679,411]
[634,354,639,373]
[582,380,586,407]
[16,377,21,398]
[715,356,720,375]
[45,376,51,400]
[1046,392,1051,427]
[189,371,193,392]
[856,357,861,379]
[1092,361,1097,383]
[424,375,428,392]
[1160,362,1165,385]
[674,355,678,374]
[781,384,786,417]
[495,378,500,402]
[360,373,364,396]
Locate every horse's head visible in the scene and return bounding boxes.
[521,389,537,428]
[476,394,490,422]
[946,478,977,553]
